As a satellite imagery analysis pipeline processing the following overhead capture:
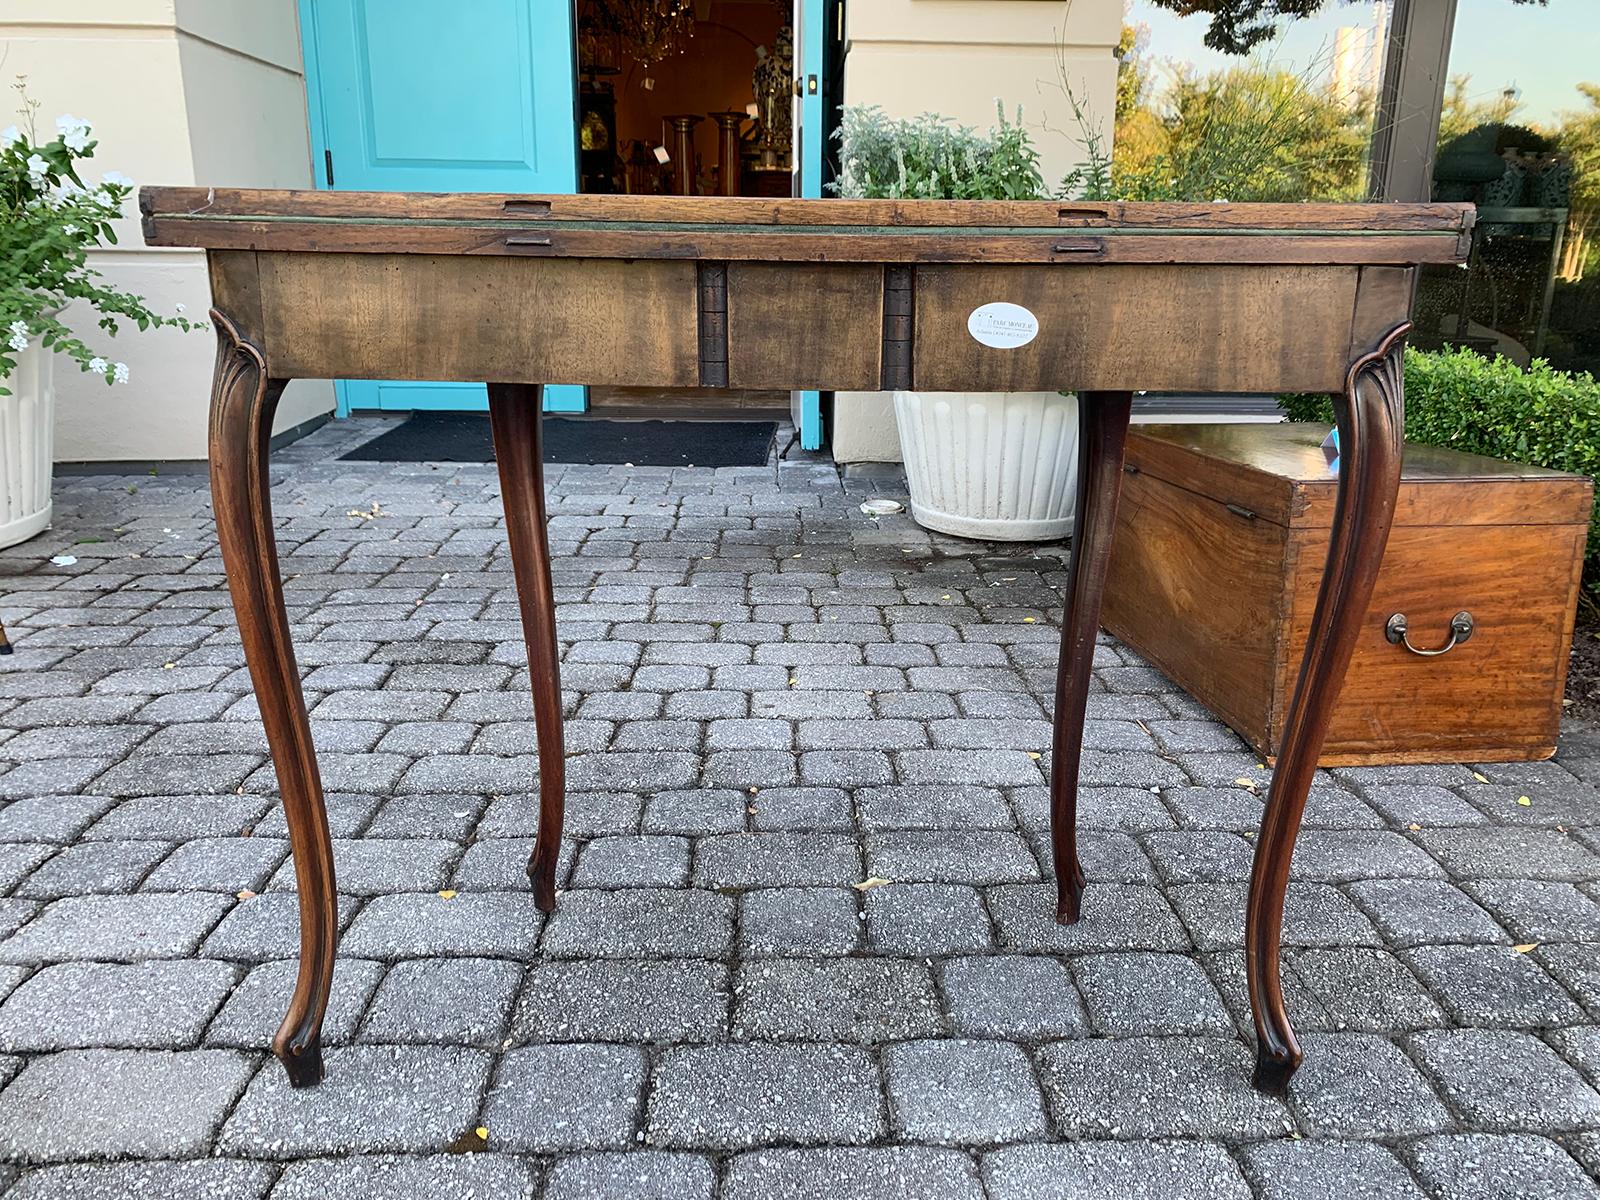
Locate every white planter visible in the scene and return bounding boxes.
[0,335,56,549]
[893,390,1079,541]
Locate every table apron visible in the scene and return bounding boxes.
[211,250,1410,395]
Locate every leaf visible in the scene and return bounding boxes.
[437,889,457,900]
[1516,796,1533,807]
[1514,943,1539,953]
[445,1126,488,1154]
[1472,772,1490,783]
[853,877,893,891]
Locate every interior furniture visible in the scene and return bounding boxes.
[1104,422,1591,766]
[710,111,749,197]
[1452,205,1569,357]
[140,187,1474,1094]
[663,115,702,196]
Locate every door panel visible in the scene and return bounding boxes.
[301,0,584,412]
[792,0,825,448]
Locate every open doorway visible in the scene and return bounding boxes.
[572,0,807,418]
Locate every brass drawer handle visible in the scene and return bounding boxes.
[1386,610,1474,656]
[1052,237,1107,257]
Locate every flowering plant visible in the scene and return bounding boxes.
[0,81,195,397]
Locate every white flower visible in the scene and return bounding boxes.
[0,126,18,150]
[112,362,130,385]
[6,321,27,353]
[88,357,108,375]
[54,114,91,153]
[25,154,49,182]
[100,170,133,188]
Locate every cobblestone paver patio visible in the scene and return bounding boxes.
[0,417,1596,1198]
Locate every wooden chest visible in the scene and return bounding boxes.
[1103,423,1593,765]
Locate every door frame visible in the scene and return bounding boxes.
[295,0,587,417]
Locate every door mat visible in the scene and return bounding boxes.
[340,413,777,467]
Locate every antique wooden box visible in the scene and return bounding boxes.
[1103,422,1593,765]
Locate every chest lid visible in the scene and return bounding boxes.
[1125,422,1592,529]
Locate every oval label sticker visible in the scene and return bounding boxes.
[967,301,1040,349]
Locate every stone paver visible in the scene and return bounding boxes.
[884,1039,1047,1144]
[1406,1133,1600,1200]
[1410,1028,1600,1132]
[725,1147,982,1200]
[0,893,230,962]
[1035,1036,1294,1139]
[0,1049,254,1162]
[1243,1140,1428,1200]
[984,1141,1253,1200]
[482,1044,646,1152]
[3,1161,277,1200]
[271,1154,539,1200]
[219,1045,494,1157]
[0,959,237,1051]
[512,959,728,1043]
[733,958,942,1042]
[3,422,1598,1189]
[544,1151,713,1200]
[645,1043,884,1148]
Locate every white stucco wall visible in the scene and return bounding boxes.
[832,0,1121,463]
[0,1,332,462]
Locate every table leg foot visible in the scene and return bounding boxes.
[275,1036,326,1089]
[1055,868,1086,925]
[1251,1045,1301,1097]
[1049,391,1133,927]
[1244,322,1408,1095]
[489,383,567,912]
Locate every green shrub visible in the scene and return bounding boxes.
[1282,347,1600,595]
[830,103,1045,201]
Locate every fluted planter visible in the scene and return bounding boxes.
[0,334,55,549]
[893,390,1079,541]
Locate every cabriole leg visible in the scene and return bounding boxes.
[1246,323,1409,1094]
[1051,391,1134,923]
[487,384,566,912]
[208,311,336,1088]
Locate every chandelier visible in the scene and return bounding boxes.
[591,0,697,70]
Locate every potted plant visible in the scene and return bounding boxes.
[0,84,194,548]
[832,105,1081,541]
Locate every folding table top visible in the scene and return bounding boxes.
[140,189,1475,266]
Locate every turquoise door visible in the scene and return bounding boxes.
[793,0,828,449]
[299,0,585,414]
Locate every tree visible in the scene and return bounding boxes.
[1151,0,1546,57]
[1556,83,1600,281]
[1437,74,1522,144]
[1100,61,1374,201]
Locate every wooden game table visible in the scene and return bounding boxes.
[141,188,1474,1093]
